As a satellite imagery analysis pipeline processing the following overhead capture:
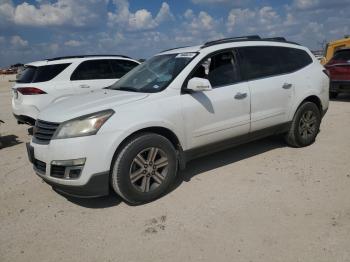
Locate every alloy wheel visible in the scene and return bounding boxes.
[299,110,317,139]
[129,147,169,193]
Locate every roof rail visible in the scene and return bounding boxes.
[47,55,131,61]
[264,37,300,45]
[201,35,261,48]
[263,37,287,42]
[160,46,191,53]
[201,35,300,48]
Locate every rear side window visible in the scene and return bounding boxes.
[17,64,70,83]
[333,50,350,60]
[110,60,139,78]
[238,46,312,80]
[70,60,115,80]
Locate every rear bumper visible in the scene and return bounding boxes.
[12,98,39,125]
[330,81,350,93]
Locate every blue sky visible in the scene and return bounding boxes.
[0,0,349,67]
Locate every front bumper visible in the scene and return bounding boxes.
[27,143,109,197]
[26,131,122,197]
[330,81,350,93]
[41,171,109,198]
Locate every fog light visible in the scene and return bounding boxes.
[50,158,85,180]
[51,158,86,166]
[65,166,83,179]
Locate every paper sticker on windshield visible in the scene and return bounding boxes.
[176,52,197,58]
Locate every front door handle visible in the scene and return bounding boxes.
[282,83,292,89]
[234,92,247,100]
[80,84,90,88]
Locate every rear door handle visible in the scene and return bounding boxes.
[80,84,90,88]
[282,83,292,89]
[234,92,247,100]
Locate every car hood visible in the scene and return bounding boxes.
[38,89,149,123]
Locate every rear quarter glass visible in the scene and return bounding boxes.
[16,64,70,83]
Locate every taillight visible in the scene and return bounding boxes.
[16,87,47,95]
[323,69,330,77]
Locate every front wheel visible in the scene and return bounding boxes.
[111,133,178,204]
[285,102,321,147]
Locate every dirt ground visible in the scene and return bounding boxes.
[1,74,350,262]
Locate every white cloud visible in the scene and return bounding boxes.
[293,0,350,10]
[64,40,82,47]
[191,0,250,5]
[0,0,107,27]
[184,9,194,20]
[108,0,173,31]
[187,11,218,31]
[10,35,28,47]
[294,0,320,9]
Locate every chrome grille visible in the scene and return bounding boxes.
[33,119,60,144]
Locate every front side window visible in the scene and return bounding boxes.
[191,50,240,88]
[109,53,197,93]
[71,60,115,80]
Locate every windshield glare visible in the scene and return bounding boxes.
[110,53,197,93]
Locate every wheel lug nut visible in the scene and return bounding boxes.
[142,170,147,174]
[144,165,148,168]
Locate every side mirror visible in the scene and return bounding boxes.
[186,77,212,92]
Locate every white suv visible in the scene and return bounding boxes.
[12,55,140,125]
[26,36,329,204]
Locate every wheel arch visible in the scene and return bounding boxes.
[110,126,186,173]
[290,94,324,120]
[300,95,323,113]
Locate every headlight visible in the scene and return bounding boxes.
[53,109,114,139]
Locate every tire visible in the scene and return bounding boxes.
[111,133,178,204]
[285,102,321,147]
[329,91,338,99]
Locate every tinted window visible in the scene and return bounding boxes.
[238,46,312,80]
[17,66,36,83]
[110,60,139,78]
[279,48,313,73]
[333,50,350,60]
[191,50,240,88]
[70,60,115,80]
[17,64,70,83]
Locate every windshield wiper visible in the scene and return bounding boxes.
[108,86,139,92]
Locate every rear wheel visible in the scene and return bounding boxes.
[285,102,321,147]
[111,133,178,204]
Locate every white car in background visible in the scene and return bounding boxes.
[12,55,140,125]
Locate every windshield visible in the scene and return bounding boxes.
[109,53,197,93]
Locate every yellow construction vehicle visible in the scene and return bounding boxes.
[321,35,350,64]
